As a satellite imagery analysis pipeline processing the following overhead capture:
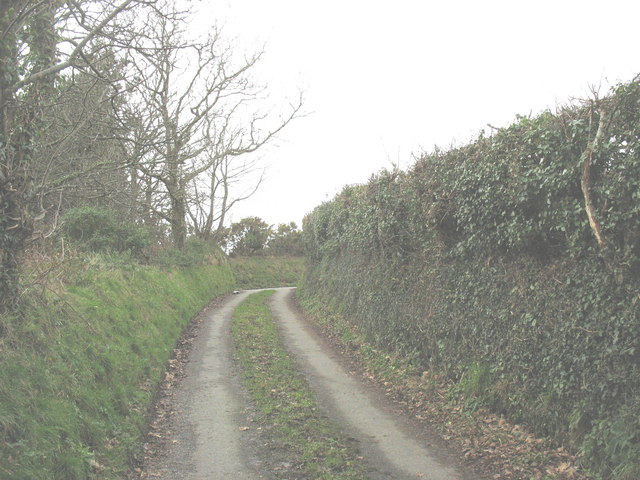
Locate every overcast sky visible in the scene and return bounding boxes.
[196,0,640,227]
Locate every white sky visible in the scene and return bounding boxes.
[196,0,640,227]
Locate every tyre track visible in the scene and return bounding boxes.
[139,291,265,479]
[139,288,471,479]
[270,288,465,480]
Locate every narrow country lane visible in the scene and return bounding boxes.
[141,290,266,479]
[139,288,473,479]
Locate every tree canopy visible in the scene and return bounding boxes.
[221,217,303,257]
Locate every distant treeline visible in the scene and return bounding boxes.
[300,77,640,479]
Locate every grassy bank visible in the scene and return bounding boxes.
[229,256,304,289]
[231,291,367,479]
[0,259,234,479]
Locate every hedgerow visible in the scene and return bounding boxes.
[300,77,640,479]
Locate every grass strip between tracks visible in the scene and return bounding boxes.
[231,290,368,479]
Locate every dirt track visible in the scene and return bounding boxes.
[138,288,476,479]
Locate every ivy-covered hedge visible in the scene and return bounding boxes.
[301,78,640,479]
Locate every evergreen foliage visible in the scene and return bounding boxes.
[61,207,150,258]
[301,78,640,479]
[221,217,304,257]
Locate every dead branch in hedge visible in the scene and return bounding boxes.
[580,100,609,250]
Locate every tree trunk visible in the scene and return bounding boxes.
[0,4,56,311]
[129,165,140,220]
[171,197,187,249]
[169,180,188,249]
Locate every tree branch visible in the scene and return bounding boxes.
[580,101,610,249]
[11,0,139,92]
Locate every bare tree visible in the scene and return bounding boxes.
[208,156,263,240]
[186,150,265,242]
[0,0,300,309]
[121,5,302,249]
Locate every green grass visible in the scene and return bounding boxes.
[229,256,305,289]
[0,259,235,479]
[231,290,368,479]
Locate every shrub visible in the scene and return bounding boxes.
[61,206,150,258]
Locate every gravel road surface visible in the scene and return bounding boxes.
[139,288,471,479]
[141,290,265,479]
